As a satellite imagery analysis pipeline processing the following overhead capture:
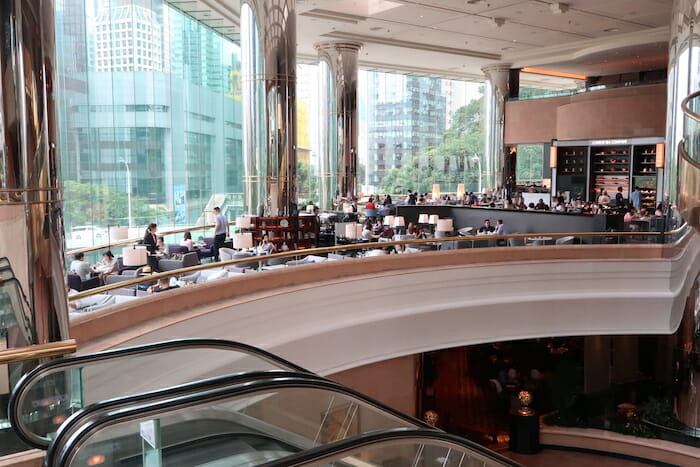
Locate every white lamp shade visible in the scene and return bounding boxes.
[383,215,395,226]
[432,184,441,199]
[122,246,148,266]
[343,203,353,213]
[109,226,129,241]
[306,204,315,213]
[457,183,465,198]
[345,223,358,239]
[437,219,453,232]
[233,232,253,249]
[393,216,405,227]
[418,214,429,224]
[236,216,253,229]
[356,223,364,238]
[428,215,439,225]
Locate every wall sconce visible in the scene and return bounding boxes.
[549,146,558,168]
[655,143,665,168]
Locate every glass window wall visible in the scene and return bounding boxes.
[55,0,242,249]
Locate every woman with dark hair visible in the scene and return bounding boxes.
[94,250,117,284]
[180,231,195,251]
[143,223,158,254]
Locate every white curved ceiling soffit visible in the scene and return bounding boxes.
[166,1,673,82]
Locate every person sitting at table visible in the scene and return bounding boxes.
[534,198,549,210]
[654,203,664,217]
[553,201,566,213]
[637,208,652,221]
[258,234,277,255]
[478,219,495,234]
[373,218,385,235]
[361,222,374,241]
[526,202,536,211]
[623,208,638,223]
[147,277,180,293]
[581,201,592,214]
[180,231,195,251]
[93,250,118,284]
[382,194,393,206]
[365,197,376,211]
[70,252,93,280]
[156,236,170,257]
[495,219,508,235]
[378,225,395,240]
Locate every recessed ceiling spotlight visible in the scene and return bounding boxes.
[501,46,515,51]
[603,27,619,32]
[550,2,569,15]
[370,26,383,31]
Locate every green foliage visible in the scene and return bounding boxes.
[63,180,166,228]
[378,93,485,194]
[296,160,318,201]
[640,396,686,430]
[516,144,544,183]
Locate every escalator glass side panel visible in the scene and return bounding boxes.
[258,428,521,467]
[10,339,308,449]
[51,379,421,467]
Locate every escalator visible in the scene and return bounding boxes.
[680,90,700,231]
[8,339,519,466]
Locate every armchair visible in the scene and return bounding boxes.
[158,252,199,272]
[67,273,101,292]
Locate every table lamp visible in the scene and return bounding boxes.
[233,232,253,250]
[428,215,439,225]
[122,245,148,266]
[383,215,395,226]
[345,223,358,239]
[432,184,441,200]
[456,183,465,198]
[418,214,429,224]
[436,218,453,232]
[236,216,253,229]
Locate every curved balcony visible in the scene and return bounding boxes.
[69,227,700,375]
[680,90,700,231]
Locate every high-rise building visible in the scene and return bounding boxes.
[365,72,446,189]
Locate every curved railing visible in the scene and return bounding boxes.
[680,90,700,231]
[261,427,520,467]
[9,339,310,448]
[68,225,686,304]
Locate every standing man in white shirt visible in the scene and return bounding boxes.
[69,252,92,280]
[213,206,228,262]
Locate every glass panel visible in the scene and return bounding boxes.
[288,438,507,467]
[61,386,417,466]
[515,144,544,186]
[14,344,301,446]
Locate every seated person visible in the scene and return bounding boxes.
[623,208,638,222]
[477,219,495,234]
[378,226,395,239]
[526,202,536,211]
[147,277,180,293]
[361,222,374,241]
[373,218,385,234]
[257,234,277,255]
[534,199,549,210]
[637,208,652,221]
[553,201,566,212]
[180,231,195,251]
[364,197,376,210]
[156,236,170,256]
[495,219,508,235]
[93,250,118,284]
[70,252,92,280]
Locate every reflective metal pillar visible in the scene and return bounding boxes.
[316,41,362,208]
[241,0,297,216]
[0,0,69,348]
[666,0,700,204]
[482,63,512,194]
[676,274,700,429]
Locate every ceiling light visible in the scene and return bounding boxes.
[489,17,506,28]
[550,2,569,15]
[603,27,619,32]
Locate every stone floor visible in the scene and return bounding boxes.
[502,449,654,466]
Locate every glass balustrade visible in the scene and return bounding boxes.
[9,339,308,448]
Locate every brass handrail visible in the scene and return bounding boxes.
[680,89,700,123]
[0,340,77,365]
[69,226,685,302]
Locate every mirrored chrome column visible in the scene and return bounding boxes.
[482,63,511,194]
[316,42,362,205]
[666,0,700,204]
[242,0,297,216]
[0,0,69,349]
[676,273,700,429]
[316,58,337,210]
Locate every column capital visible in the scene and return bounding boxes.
[315,41,363,56]
[481,63,513,79]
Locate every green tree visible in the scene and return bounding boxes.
[379,91,485,194]
[296,160,319,204]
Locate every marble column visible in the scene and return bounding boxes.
[0,1,69,350]
[481,63,512,194]
[241,0,297,216]
[316,41,362,209]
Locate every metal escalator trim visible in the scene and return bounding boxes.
[680,90,700,123]
[678,141,700,231]
[49,370,323,460]
[49,375,436,467]
[257,427,522,467]
[9,338,310,449]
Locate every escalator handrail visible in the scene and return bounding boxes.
[48,370,327,459]
[49,374,436,467]
[258,427,522,467]
[9,338,310,449]
[680,89,700,123]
